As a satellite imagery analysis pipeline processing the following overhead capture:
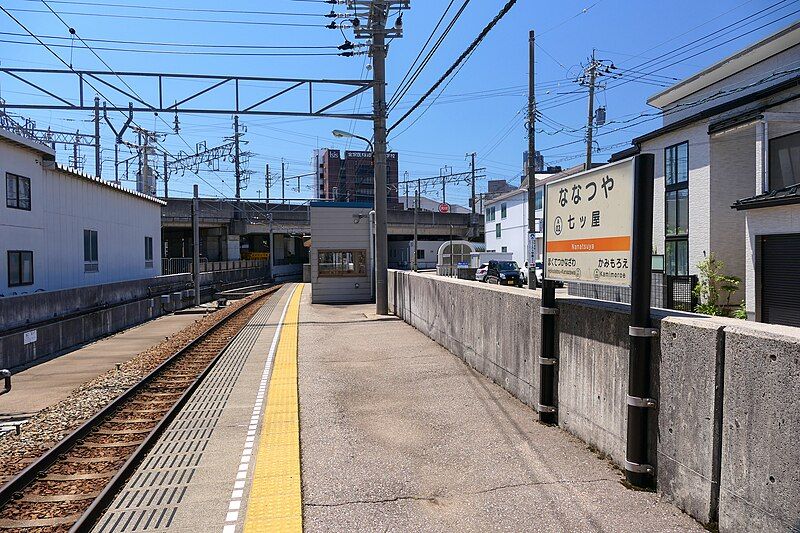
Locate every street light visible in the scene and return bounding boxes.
[332,129,374,153]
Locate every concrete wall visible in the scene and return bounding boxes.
[0,265,269,370]
[388,270,799,532]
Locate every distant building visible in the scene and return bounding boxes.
[313,148,400,208]
[483,166,585,266]
[523,150,544,175]
[0,129,164,296]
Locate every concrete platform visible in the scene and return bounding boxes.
[298,290,703,532]
[0,311,206,419]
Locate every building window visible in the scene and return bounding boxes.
[665,240,688,276]
[318,249,366,277]
[416,249,425,259]
[665,142,688,186]
[535,189,543,210]
[769,131,800,191]
[665,142,689,276]
[500,203,507,219]
[145,236,154,268]
[84,229,99,272]
[485,206,497,222]
[6,173,31,210]
[495,223,501,238]
[501,246,508,253]
[7,250,33,286]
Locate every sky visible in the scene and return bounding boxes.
[0,0,795,207]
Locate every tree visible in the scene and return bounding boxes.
[693,253,743,318]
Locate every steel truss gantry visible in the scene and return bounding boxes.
[0,68,374,120]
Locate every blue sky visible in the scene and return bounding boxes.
[0,0,794,206]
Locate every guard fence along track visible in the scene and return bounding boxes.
[0,285,282,532]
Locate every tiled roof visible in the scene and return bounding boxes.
[732,183,800,210]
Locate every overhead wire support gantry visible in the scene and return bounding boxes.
[0,68,374,120]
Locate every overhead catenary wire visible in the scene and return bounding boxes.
[388,0,519,134]
[6,8,328,27]
[1,3,240,199]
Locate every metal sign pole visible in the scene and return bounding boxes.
[539,179,558,424]
[625,153,656,488]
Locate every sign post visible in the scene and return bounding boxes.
[541,154,655,487]
[625,153,655,488]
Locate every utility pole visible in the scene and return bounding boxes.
[73,131,79,171]
[233,115,241,219]
[527,30,537,289]
[347,0,409,315]
[413,182,419,271]
[584,49,598,170]
[281,159,285,204]
[163,153,169,198]
[192,184,200,306]
[373,11,390,314]
[265,163,270,204]
[93,96,100,178]
[469,152,476,237]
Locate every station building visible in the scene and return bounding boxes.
[0,128,164,296]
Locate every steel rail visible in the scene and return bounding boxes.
[0,284,282,530]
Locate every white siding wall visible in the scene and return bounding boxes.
[709,125,757,302]
[0,142,162,295]
[641,122,711,276]
[745,205,800,319]
[663,44,800,125]
[310,205,372,303]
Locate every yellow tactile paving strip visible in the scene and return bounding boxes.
[244,285,303,533]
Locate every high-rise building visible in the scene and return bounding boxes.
[523,150,545,178]
[313,148,400,207]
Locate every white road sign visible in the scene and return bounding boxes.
[544,158,635,287]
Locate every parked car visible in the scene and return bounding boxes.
[521,260,545,287]
[475,262,489,282]
[485,260,523,287]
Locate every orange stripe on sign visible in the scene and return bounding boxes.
[547,236,631,253]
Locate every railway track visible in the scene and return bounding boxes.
[0,285,281,532]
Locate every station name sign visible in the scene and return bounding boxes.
[544,158,634,287]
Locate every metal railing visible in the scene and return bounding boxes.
[162,257,207,275]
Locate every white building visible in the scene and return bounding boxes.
[483,167,584,265]
[389,239,445,270]
[309,202,372,304]
[612,21,800,321]
[1,129,164,296]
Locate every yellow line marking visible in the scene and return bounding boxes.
[244,285,304,533]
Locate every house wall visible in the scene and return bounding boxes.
[663,43,800,125]
[0,141,162,296]
[744,204,800,319]
[310,205,372,303]
[484,188,543,265]
[709,124,757,303]
[640,122,711,276]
